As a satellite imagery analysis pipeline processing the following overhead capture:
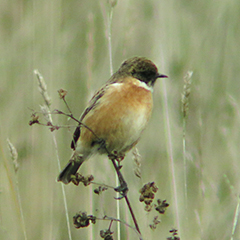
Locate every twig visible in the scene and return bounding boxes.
[99,215,143,240]
[55,110,101,141]
[110,158,141,236]
[91,181,115,190]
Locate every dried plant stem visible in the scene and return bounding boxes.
[110,159,142,238]
[15,176,27,240]
[34,70,72,240]
[181,71,193,225]
[5,139,27,240]
[107,3,114,76]
[99,215,143,240]
[105,2,121,240]
[62,98,73,115]
[231,197,240,240]
[161,80,180,231]
[182,118,188,216]
[224,174,240,240]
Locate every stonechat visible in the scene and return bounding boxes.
[58,57,167,184]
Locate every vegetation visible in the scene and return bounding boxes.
[1,0,240,239]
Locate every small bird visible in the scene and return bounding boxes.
[58,57,167,184]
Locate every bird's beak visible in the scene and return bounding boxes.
[157,74,168,78]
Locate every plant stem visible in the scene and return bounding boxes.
[110,158,142,238]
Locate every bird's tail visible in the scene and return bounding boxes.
[57,155,84,184]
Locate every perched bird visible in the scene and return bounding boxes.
[58,57,167,184]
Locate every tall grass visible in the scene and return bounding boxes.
[1,0,240,239]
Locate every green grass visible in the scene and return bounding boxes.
[1,0,240,239]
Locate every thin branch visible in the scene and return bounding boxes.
[55,110,102,141]
[110,158,141,236]
[99,215,143,240]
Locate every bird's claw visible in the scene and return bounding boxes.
[114,182,128,199]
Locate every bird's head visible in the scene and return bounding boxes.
[117,57,168,86]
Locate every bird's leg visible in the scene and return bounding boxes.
[108,153,128,199]
[115,152,125,167]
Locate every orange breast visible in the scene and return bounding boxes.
[78,77,153,155]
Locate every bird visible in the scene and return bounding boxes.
[57,57,168,185]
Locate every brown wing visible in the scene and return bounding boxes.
[71,86,106,150]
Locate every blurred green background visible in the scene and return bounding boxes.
[1,0,240,239]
